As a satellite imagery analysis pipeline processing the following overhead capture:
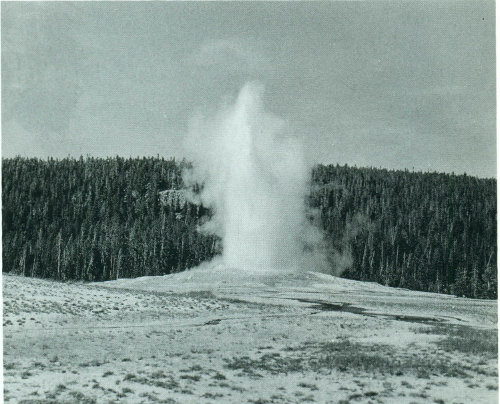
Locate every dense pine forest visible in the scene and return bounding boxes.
[2,157,497,299]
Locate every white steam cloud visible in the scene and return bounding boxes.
[183,82,327,272]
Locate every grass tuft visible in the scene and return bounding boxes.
[225,339,478,379]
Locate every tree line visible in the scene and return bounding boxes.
[2,157,496,298]
[310,164,496,298]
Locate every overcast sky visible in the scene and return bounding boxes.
[2,1,496,178]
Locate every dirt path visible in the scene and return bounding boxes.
[3,271,498,403]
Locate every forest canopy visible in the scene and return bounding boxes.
[2,157,496,299]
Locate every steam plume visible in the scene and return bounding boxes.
[183,82,325,272]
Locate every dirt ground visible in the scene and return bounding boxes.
[3,266,498,404]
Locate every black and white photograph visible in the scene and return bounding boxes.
[1,1,497,403]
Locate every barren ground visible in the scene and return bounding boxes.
[3,267,498,404]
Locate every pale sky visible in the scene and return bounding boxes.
[2,1,496,178]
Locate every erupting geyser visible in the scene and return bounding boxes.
[184,82,325,272]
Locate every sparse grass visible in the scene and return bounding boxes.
[225,340,474,379]
[78,359,106,368]
[349,393,363,400]
[180,374,201,381]
[68,390,97,404]
[123,371,179,389]
[186,364,203,372]
[151,370,167,379]
[220,297,269,309]
[136,393,177,404]
[212,371,227,380]
[249,399,271,404]
[298,382,318,390]
[21,371,33,379]
[438,328,498,358]
[414,324,498,358]
[410,391,429,399]
[202,392,224,398]
[139,392,158,401]
[178,290,216,299]
[4,273,498,404]
[190,347,214,354]
[225,352,302,376]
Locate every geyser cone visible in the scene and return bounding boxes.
[184,82,324,273]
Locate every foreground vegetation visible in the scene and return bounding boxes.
[3,273,498,404]
[2,156,496,298]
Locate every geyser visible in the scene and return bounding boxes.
[184,82,324,272]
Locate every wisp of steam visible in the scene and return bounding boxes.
[183,82,326,273]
